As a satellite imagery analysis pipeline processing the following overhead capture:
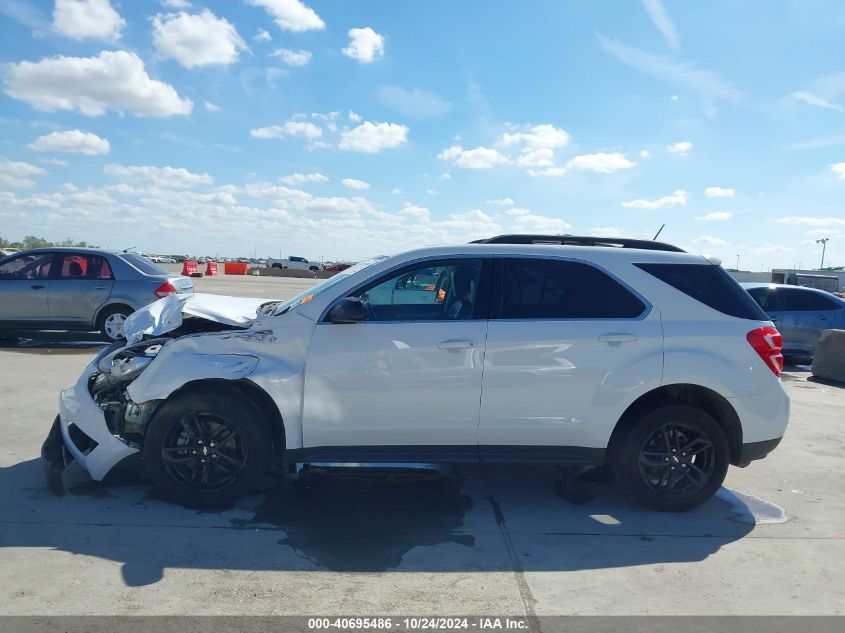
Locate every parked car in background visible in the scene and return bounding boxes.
[45,235,788,512]
[267,255,321,272]
[742,283,845,361]
[0,247,22,258]
[0,248,194,341]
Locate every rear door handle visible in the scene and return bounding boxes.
[30,284,46,290]
[598,333,637,344]
[437,339,477,351]
[94,286,109,290]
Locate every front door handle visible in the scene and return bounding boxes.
[437,339,477,351]
[598,333,637,344]
[30,284,46,290]
[94,286,109,290]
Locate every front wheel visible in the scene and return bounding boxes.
[613,404,729,512]
[143,390,270,508]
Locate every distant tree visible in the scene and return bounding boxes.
[2,235,93,249]
[22,235,51,249]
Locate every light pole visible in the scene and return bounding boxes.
[816,238,830,269]
[736,254,740,270]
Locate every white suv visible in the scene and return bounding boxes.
[42,235,789,512]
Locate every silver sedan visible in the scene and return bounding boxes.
[0,248,193,341]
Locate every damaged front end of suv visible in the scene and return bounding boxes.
[41,292,277,497]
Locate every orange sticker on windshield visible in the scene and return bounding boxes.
[300,294,314,304]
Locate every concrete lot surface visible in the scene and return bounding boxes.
[0,276,843,615]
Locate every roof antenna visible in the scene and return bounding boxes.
[652,224,665,241]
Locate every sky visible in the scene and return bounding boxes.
[0,0,844,268]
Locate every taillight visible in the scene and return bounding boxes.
[154,281,178,298]
[746,326,784,377]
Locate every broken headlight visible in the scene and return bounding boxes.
[97,341,165,382]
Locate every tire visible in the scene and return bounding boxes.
[143,390,271,508]
[613,404,729,512]
[271,264,283,270]
[309,266,319,272]
[97,305,133,341]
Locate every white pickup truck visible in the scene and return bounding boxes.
[266,256,321,272]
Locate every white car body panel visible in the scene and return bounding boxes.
[303,320,487,447]
[480,312,663,448]
[51,242,791,482]
[122,293,267,344]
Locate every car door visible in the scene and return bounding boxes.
[302,257,491,453]
[778,288,840,356]
[0,252,54,322]
[479,257,663,459]
[48,254,115,326]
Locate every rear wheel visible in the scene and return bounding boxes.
[613,404,729,512]
[143,390,270,508]
[97,306,132,341]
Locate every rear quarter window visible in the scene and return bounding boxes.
[636,263,768,320]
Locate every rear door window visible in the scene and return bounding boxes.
[746,287,784,312]
[495,258,646,319]
[781,288,839,311]
[636,263,768,320]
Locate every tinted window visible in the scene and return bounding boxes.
[746,287,783,312]
[120,254,166,275]
[636,263,768,320]
[781,288,839,311]
[497,259,646,319]
[354,259,484,321]
[0,253,53,280]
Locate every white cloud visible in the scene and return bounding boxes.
[753,244,793,254]
[832,162,845,180]
[487,197,515,206]
[597,34,743,115]
[40,158,69,166]
[250,121,322,139]
[640,149,650,158]
[566,152,637,173]
[348,111,362,122]
[528,166,568,177]
[342,178,370,190]
[246,0,324,32]
[438,145,509,169]
[791,91,842,112]
[2,51,192,117]
[376,85,452,118]
[499,124,570,149]
[777,216,845,227]
[339,121,408,153]
[704,186,735,198]
[505,207,531,216]
[280,172,328,185]
[161,0,191,7]
[302,196,374,216]
[693,235,729,247]
[53,0,125,41]
[399,204,430,223]
[589,226,624,237]
[104,164,213,188]
[342,27,385,63]
[269,48,312,66]
[0,158,46,188]
[622,189,689,209]
[205,101,221,112]
[695,211,733,221]
[253,28,271,42]
[642,0,681,52]
[153,10,246,68]
[666,141,692,155]
[517,147,555,167]
[28,130,110,155]
[509,213,572,234]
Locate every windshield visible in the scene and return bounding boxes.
[120,253,168,276]
[258,256,387,316]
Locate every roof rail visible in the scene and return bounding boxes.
[470,234,685,252]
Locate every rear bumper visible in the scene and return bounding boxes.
[50,362,139,481]
[737,437,782,467]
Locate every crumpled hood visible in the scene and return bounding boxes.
[123,293,268,344]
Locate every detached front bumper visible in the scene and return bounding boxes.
[42,362,140,485]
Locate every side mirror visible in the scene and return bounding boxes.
[327,297,365,323]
